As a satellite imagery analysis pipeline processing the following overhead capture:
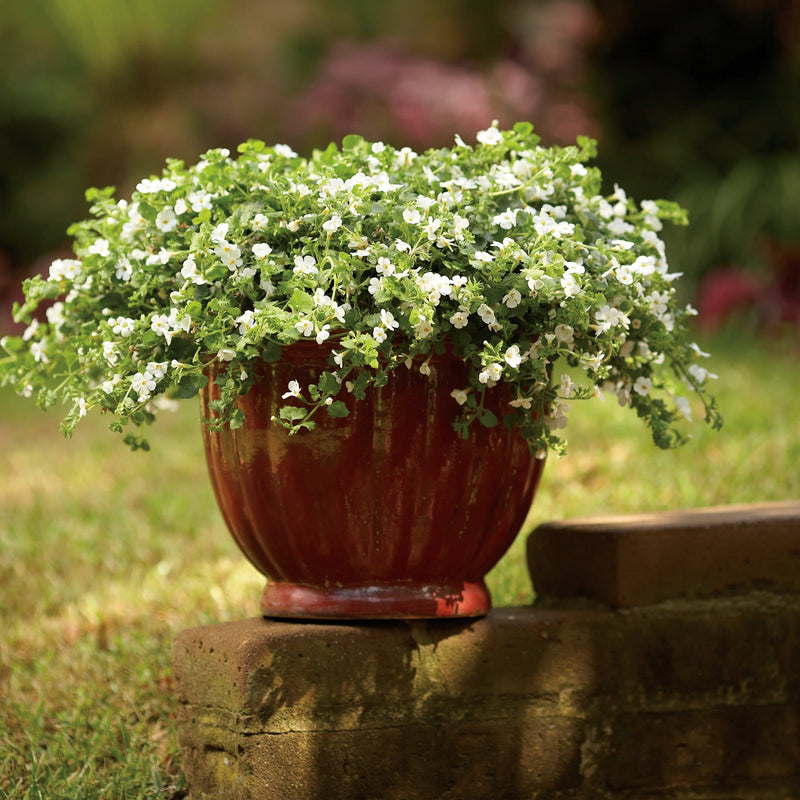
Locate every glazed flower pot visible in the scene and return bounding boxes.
[201,342,545,619]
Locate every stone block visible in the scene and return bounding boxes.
[173,595,800,799]
[606,705,800,790]
[527,501,800,607]
[172,613,602,800]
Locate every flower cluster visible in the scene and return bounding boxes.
[0,122,721,453]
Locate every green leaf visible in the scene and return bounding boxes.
[479,408,498,428]
[326,401,349,418]
[261,340,282,363]
[351,371,371,400]
[174,373,208,399]
[279,406,307,422]
[288,289,314,314]
[318,371,341,395]
[342,134,364,151]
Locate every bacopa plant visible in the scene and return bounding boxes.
[0,122,721,453]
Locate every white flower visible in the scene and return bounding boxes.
[376,257,395,276]
[76,398,88,418]
[274,143,298,158]
[418,272,451,304]
[110,317,135,337]
[295,318,314,337]
[452,214,469,239]
[403,207,421,224]
[215,241,243,270]
[476,304,497,327]
[316,325,331,344]
[547,398,570,429]
[615,264,634,285]
[503,289,522,309]
[30,341,48,363]
[319,177,345,198]
[102,341,117,364]
[633,376,653,396]
[188,190,214,213]
[449,310,469,329]
[45,302,65,327]
[675,395,693,421]
[147,361,169,379]
[554,221,575,238]
[146,248,171,266]
[132,371,156,400]
[210,223,229,243]
[423,218,442,240]
[216,348,236,362]
[282,380,302,399]
[156,208,178,232]
[150,314,174,344]
[595,304,630,334]
[101,374,122,394]
[293,255,318,275]
[88,238,110,256]
[313,289,332,307]
[504,345,523,369]
[493,210,518,230]
[136,177,176,194]
[554,324,575,345]
[581,351,605,372]
[413,318,433,339]
[450,388,469,406]
[687,364,718,385]
[252,243,273,260]
[372,327,387,344]
[534,214,556,236]
[473,251,494,264]
[322,214,343,234]
[22,319,39,341]
[560,374,576,398]
[181,257,206,285]
[476,125,503,146]
[478,362,504,385]
[380,309,399,330]
[235,310,256,335]
[509,396,532,409]
[49,258,82,282]
[607,217,634,236]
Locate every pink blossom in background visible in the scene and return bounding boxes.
[288,9,598,149]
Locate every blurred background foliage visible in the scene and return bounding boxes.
[1,0,799,331]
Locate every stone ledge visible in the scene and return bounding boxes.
[173,594,800,799]
[527,501,800,607]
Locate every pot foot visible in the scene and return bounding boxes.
[260,579,492,620]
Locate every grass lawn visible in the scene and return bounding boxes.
[1,330,798,798]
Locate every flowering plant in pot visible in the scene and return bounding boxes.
[0,122,721,618]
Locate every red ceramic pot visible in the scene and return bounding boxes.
[201,342,545,619]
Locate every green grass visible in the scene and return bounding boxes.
[1,331,798,798]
